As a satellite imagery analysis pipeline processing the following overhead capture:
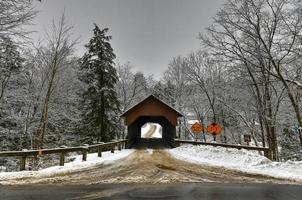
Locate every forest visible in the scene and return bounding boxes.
[0,0,302,172]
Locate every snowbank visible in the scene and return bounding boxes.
[0,149,134,182]
[169,144,302,182]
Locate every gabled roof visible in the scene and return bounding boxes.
[121,94,183,117]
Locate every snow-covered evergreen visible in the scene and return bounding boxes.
[78,25,119,143]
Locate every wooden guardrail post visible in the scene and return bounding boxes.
[19,149,28,171]
[98,146,102,157]
[118,142,121,151]
[59,146,67,166]
[82,144,89,161]
[20,155,26,171]
[59,153,65,166]
[125,140,128,149]
[111,144,114,153]
[98,142,104,157]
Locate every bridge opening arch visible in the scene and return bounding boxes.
[121,95,182,149]
[141,122,162,139]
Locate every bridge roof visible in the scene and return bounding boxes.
[121,94,183,126]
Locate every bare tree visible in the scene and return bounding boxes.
[163,56,192,138]
[115,63,148,139]
[164,56,191,111]
[33,13,76,149]
[0,0,36,40]
[185,50,224,122]
[116,63,147,113]
[199,0,302,159]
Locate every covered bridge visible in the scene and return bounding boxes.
[121,95,183,148]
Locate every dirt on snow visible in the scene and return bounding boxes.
[2,150,298,185]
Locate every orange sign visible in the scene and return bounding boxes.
[207,122,222,135]
[191,122,203,134]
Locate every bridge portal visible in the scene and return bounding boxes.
[121,95,182,148]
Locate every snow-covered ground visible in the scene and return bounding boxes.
[141,123,151,137]
[153,124,162,138]
[169,144,302,182]
[2,145,301,184]
[0,149,134,182]
[141,123,162,138]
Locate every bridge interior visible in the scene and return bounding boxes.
[127,116,176,148]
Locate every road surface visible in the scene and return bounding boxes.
[1,150,297,185]
[1,150,301,199]
[1,183,302,200]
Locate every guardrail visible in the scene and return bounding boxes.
[0,140,128,171]
[174,139,269,158]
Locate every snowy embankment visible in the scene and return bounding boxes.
[0,149,134,182]
[169,144,302,182]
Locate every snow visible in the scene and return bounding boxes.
[141,123,151,137]
[2,145,301,184]
[90,55,98,60]
[153,124,162,138]
[0,149,134,183]
[187,119,199,125]
[141,123,162,138]
[169,144,302,182]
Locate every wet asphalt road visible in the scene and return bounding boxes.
[1,183,302,200]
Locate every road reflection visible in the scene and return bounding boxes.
[1,181,301,200]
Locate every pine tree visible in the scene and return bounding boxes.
[78,24,119,143]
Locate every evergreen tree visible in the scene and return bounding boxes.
[78,24,119,143]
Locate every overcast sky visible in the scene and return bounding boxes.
[31,0,226,79]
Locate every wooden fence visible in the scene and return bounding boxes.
[0,140,128,171]
[174,139,269,158]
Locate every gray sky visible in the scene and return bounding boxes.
[31,0,226,79]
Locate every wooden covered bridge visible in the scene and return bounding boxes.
[121,95,183,148]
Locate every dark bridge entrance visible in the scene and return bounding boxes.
[121,95,182,149]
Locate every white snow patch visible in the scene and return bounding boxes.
[91,55,98,59]
[0,149,134,182]
[169,144,302,182]
[153,124,162,138]
[187,119,199,125]
[141,123,162,138]
[141,123,151,138]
